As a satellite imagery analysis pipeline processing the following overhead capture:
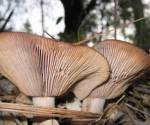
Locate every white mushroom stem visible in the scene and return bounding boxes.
[32,97,58,125]
[33,97,55,107]
[82,97,105,113]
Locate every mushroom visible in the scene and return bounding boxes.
[82,39,150,113]
[0,32,109,119]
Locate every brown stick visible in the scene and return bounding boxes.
[0,102,99,119]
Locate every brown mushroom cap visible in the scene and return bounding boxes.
[90,39,150,99]
[0,32,109,98]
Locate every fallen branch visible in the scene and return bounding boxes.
[0,102,99,119]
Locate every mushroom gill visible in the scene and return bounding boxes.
[0,32,110,105]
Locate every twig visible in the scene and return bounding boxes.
[116,95,126,104]
[75,17,145,45]
[125,103,150,117]
[44,30,56,40]
[124,105,136,125]
[122,17,145,29]
[74,33,103,45]
[114,0,118,39]
[134,86,150,94]
[40,0,44,36]
[0,9,14,32]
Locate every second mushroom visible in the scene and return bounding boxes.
[82,39,150,113]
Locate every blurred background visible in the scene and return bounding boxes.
[0,0,150,51]
[0,0,150,124]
